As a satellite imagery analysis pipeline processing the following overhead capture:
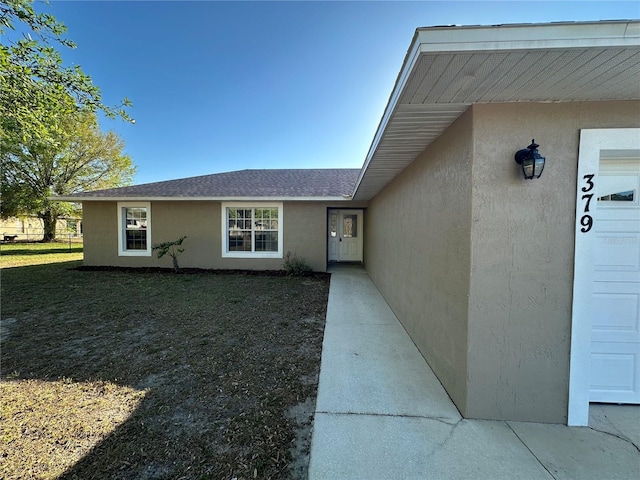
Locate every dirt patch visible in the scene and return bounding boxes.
[286,397,317,479]
[1,264,330,479]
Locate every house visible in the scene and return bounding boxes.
[55,21,640,426]
[56,168,366,270]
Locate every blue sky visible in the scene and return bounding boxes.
[39,1,640,185]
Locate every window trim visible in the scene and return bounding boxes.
[221,202,283,258]
[117,201,152,256]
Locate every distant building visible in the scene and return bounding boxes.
[0,216,82,241]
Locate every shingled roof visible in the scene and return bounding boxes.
[56,169,361,201]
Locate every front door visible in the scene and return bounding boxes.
[589,157,640,403]
[328,209,363,262]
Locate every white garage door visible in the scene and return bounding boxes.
[589,157,640,403]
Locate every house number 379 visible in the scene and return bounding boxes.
[580,174,595,233]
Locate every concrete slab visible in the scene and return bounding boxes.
[589,404,640,450]
[317,322,460,420]
[324,290,397,325]
[326,266,381,296]
[508,420,640,480]
[309,414,552,480]
[308,413,454,480]
[310,266,640,480]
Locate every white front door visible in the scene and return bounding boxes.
[589,157,640,403]
[328,209,363,262]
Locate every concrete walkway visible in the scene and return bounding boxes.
[308,265,640,480]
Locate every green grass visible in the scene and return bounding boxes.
[0,241,83,268]
[0,250,329,479]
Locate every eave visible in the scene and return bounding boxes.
[352,20,640,201]
[51,196,353,203]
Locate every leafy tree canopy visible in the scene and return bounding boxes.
[1,110,135,241]
[0,0,133,141]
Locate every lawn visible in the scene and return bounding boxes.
[0,241,83,268]
[0,249,329,479]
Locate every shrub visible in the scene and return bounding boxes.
[152,236,187,273]
[283,251,311,276]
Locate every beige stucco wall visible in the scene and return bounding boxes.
[82,200,367,272]
[364,108,474,413]
[467,101,640,423]
[365,100,640,423]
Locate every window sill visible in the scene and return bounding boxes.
[222,251,282,259]
[118,250,152,257]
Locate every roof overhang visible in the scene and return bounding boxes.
[353,21,640,201]
[51,196,353,202]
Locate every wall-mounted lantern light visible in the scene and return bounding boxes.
[514,139,545,180]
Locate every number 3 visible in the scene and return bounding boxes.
[582,174,594,193]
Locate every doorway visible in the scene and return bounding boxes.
[328,209,363,263]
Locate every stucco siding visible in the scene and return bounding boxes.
[466,101,640,423]
[82,200,365,272]
[365,108,474,413]
[364,100,640,423]
[284,202,334,271]
[82,202,119,266]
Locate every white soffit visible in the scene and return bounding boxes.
[353,21,640,201]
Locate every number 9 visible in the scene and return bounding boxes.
[580,215,593,233]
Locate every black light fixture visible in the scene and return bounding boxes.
[514,139,545,180]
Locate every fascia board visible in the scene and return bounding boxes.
[352,31,423,198]
[415,21,640,53]
[50,196,353,202]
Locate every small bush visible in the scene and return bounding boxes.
[283,251,311,276]
[152,236,187,273]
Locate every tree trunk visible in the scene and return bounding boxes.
[41,210,56,243]
[172,255,181,274]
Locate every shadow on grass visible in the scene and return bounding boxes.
[1,262,329,479]
[0,246,82,256]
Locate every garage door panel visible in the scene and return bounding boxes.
[595,209,640,222]
[594,233,640,271]
[592,291,640,343]
[589,344,639,403]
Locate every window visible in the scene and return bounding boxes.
[343,214,357,237]
[222,203,283,258]
[117,202,151,256]
[329,212,337,237]
[597,160,640,206]
[598,190,635,202]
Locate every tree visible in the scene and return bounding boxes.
[152,236,187,274]
[0,0,133,142]
[0,1,135,241]
[1,111,135,241]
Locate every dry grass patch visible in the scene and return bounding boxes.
[1,254,329,479]
[1,380,145,480]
